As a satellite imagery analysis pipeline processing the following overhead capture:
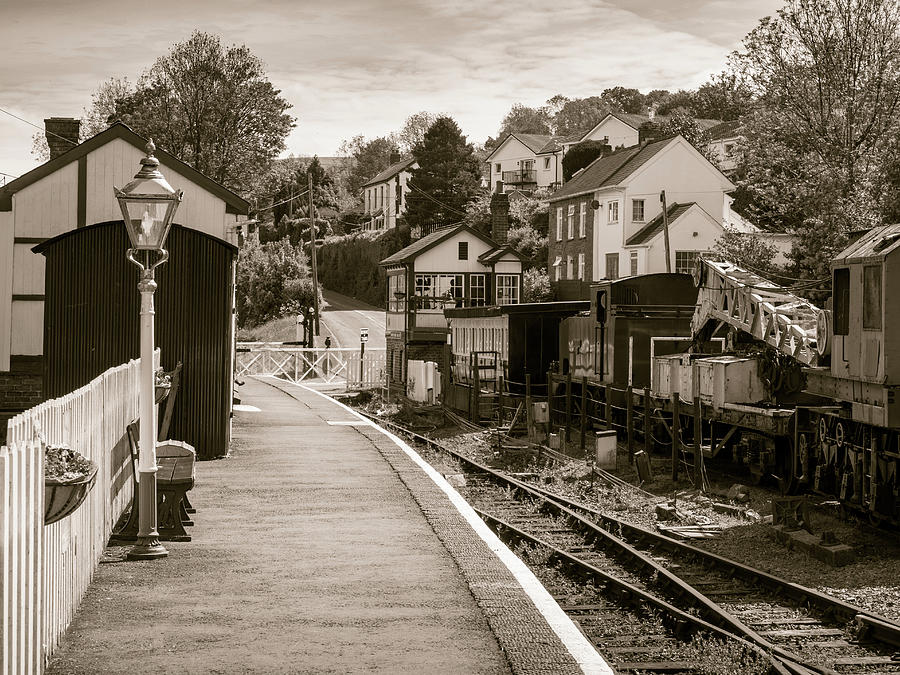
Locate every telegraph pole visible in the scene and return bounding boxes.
[660,190,672,273]
[308,172,320,339]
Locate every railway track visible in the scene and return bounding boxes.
[360,411,900,674]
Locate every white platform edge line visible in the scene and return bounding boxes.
[285,379,613,675]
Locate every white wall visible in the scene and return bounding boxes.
[644,207,722,273]
[414,232,495,273]
[0,212,12,370]
[488,137,547,191]
[581,117,639,150]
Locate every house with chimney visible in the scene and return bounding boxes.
[546,134,735,300]
[361,156,416,230]
[0,118,249,457]
[379,193,523,390]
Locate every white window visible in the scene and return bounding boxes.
[578,253,585,280]
[388,273,406,312]
[567,255,574,279]
[579,202,586,238]
[555,265,561,282]
[605,253,618,280]
[470,274,486,306]
[414,274,464,309]
[608,200,619,223]
[496,275,520,305]
[675,251,701,275]
[630,251,638,276]
[556,207,563,241]
[543,157,551,169]
[632,199,644,222]
[567,205,575,239]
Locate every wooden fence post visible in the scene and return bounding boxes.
[473,355,481,424]
[644,387,651,454]
[525,374,533,438]
[547,369,553,427]
[565,372,572,448]
[605,385,613,431]
[671,392,680,481]
[626,385,634,464]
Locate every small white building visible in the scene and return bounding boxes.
[361,157,416,230]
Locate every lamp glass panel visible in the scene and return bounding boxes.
[124,200,168,249]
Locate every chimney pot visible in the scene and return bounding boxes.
[490,192,510,244]
[44,117,80,160]
[389,151,401,164]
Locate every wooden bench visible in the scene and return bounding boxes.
[110,422,196,542]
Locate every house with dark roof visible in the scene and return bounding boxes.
[361,156,417,231]
[546,135,735,300]
[483,133,563,193]
[379,194,523,389]
[706,120,743,174]
[0,118,250,456]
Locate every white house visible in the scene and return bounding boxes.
[483,133,561,193]
[547,135,736,300]
[706,120,743,175]
[361,157,416,230]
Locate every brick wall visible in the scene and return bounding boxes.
[549,194,595,300]
[0,356,45,445]
[386,335,405,390]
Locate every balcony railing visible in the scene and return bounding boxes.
[502,169,537,185]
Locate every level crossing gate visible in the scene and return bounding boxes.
[235,343,386,389]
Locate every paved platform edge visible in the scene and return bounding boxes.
[261,377,613,675]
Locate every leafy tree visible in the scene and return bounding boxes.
[654,109,718,161]
[498,103,553,136]
[338,135,399,196]
[462,190,493,234]
[31,77,134,160]
[730,0,900,280]
[600,86,647,114]
[113,31,294,193]
[692,72,753,121]
[236,237,314,327]
[552,96,607,136]
[509,188,550,232]
[395,111,441,153]
[713,228,781,277]
[523,268,553,302]
[562,140,610,181]
[404,117,482,230]
[507,224,548,271]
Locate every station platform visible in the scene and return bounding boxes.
[45,377,610,674]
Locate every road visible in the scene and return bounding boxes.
[318,289,386,350]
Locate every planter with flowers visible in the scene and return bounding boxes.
[44,444,98,525]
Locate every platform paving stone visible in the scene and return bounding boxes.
[44,376,595,674]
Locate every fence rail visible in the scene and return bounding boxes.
[236,344,386,389]
[2,355,147,674]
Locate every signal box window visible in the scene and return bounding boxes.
[470,274,486,306]
[496,275,520,305]
[833,267,850,335]
[675,251,700,274]
[863,265,882,330]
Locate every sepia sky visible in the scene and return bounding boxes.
[0,0,782,182]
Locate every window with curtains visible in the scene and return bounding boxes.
[578,253,585,280]
[605,253,618,280]
[567,204,575,239]
[556,207,563,241]
[579,202,586,238]
[414,274,464,309]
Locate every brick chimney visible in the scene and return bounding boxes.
[44,118,80,160]
[490,191,510,245]
[638,120,660,145]
[389,151,402,165]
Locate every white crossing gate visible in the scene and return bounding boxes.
[235,343,385,389]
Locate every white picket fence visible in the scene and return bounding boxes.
[236,344,386,389]
[1,355,147,674]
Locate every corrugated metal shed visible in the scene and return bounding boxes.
[35,221,236,459]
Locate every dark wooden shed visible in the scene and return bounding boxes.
[35,220,236,460]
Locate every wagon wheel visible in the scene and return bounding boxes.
[835,421,845,449]
[776,437,799,495]
[818,417,828,444]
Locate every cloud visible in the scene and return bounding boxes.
[0,0,777,177]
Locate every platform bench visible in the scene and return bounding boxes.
[110,421,196,542]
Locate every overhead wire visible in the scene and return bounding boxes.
[406,180,468,217]
[0,107,79,146]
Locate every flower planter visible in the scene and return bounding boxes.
[44,462,98,526]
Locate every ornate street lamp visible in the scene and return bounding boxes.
[115,140,183,560]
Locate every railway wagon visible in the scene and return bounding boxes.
[558,273,700,389]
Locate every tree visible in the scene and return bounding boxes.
[498,103,552,136]
[551,96,610,136]
[338,135,399,196]
[692,71,753,121]
[395,111,441,153]
[31,77,134,160]
[713,228,781,277]
[404,117,482,230]
[562,140,610,181]
[236,237,314,327]
[730,0,900,279]
[655,109,717,162]
[507,224,548,271]
[114,31,294,193]
[600,86,647,114]
[462,190,493,234]
[522,268,553,302]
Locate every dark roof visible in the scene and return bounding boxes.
[625,202,694,246]
[478,246,525,263]
[484,132,555,162]
[380,223,505,266]
[707,120,743,141]
[549,136,676,202]
[0,122,249,214]
[444,300,590,319]
[834,223,900,263]
[361,157,415,188]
